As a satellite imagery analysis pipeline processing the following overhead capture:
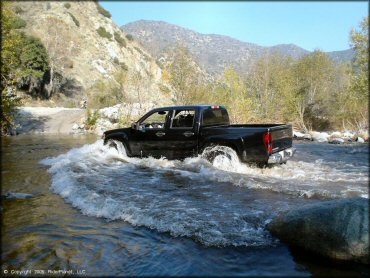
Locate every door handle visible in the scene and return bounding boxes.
[183,131,194,137]
[156,131,166,137]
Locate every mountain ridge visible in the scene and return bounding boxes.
[122,20,355,75]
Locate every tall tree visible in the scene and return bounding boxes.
[43,16,79,98]
[166,46,199,105]
[291,50,335,132]
[348,16,368,129]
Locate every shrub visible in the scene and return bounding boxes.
[155,59,163,69]
[125,34,134,41]
[85,109,99,128]
[19,35,49,73]
[64,3,71,9]
[67,12,80,27]
[120,62,128,71]
[96,27,112,40]
[10,17,26,29]
[114,31,126,47]
[113,57,119,65]
[134,47,143,55]
[14,6,24,14]
[96,3,111,18]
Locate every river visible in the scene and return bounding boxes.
[1,135,369,276]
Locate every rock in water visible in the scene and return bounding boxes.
[267,198,369,264]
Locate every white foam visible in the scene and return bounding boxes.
[41,140,368,247]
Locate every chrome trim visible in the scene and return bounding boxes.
[268,147,296,164]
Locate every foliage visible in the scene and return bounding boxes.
[347,16,368,129]
[96,26,112,40]
[1,3,49,135]
[114,31,126,47]
[1,88,22,136]
[43,16,78,98]
[19,34,49,78]
[64,3,71,9]
[95,3,111,18]
[134,47,143,55]
[85,109,99,129]
[120,62,128,71]
[125,34,134,41]
[14,6,24,14]
[10,16,26,29]
[87,74,126,109]
[166,47,200,105]
[67,12,80,27]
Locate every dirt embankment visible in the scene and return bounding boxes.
[13,107,86,135]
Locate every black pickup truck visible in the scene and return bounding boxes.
[103,105,295,166]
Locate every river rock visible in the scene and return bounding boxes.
[328,138,345,144]
[267,198,369,264]
[356,137,365,143]
[310,131,330,142]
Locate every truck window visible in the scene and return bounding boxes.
[171,110,195,128]
[140,110,169,129]
[202,108,230,126]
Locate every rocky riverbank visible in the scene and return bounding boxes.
[10,106,369,145]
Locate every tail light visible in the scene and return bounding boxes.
[264,132,273,154]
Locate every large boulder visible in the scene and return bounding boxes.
[267,198,369,264]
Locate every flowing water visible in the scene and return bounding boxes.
[1,135,369,276]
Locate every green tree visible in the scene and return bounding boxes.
[1,3,23,135]
[348,16,368,129]
[19,34,49,78]
[166,46,200,105]
[290,51,336,132]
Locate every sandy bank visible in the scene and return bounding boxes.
[13,107,86,135]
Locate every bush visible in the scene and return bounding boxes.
[64,3,71,9]
[125,34,134,41]
[114,31,126,47]
[120,62,128,71]
[10,17,26,29]
[67,12,80,27]
[85,109,99,129]
[96,27,112,40]
[113,57,119,65]
[14,6,24,14]
[156,59,163,69]
[96,3,111,18]
[134,47,143,55]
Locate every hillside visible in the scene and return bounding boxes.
[11,2,172,106]
[122,20,355,75]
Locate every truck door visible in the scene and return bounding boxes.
[165,109,198,159]
[135,109,171,158]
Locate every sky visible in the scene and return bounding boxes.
[100,1,368,52]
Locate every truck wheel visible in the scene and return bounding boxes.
[106,139,118,151]
[202,145,235,164]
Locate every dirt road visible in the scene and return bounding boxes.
[14,107,86,134]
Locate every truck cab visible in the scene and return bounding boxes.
[103,105,295,166]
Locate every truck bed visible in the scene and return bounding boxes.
[200,124,293,164]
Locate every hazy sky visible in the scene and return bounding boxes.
[100,1,368,52]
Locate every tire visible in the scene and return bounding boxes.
[202,145,235,164]
[106,139,118,151]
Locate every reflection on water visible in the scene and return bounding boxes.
[1,135,369,276]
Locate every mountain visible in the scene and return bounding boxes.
[11,2,172,106]
[122,20,355,75]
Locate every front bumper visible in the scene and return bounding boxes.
[268,147,296,164]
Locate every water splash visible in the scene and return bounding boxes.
[40,140,368,246]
